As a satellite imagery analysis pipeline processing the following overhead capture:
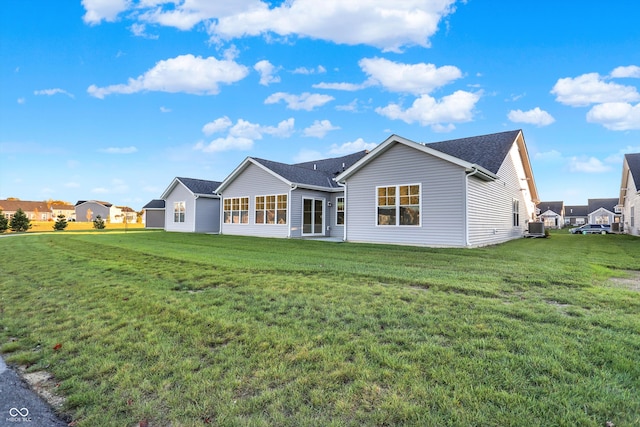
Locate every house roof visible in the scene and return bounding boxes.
[564,205,588,216]
[537,201,564,215]
[217,151,368,193]
[75,200,113,207]
[0,200,50,213]
[160,177,222,199]
[425,129,522,174]
[336,130,539,202]
[142,199,166,210]
[626,153,640,182]
[588,198,619,214]
[51,204,75,210]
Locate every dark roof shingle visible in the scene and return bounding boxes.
[177,177,222,195]
[626,153,640,184]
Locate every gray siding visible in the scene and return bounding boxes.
[164,183,196,232]
[144,210,165,229]
[194,197,220,233]
[220,163,290,238]
[344,143,466,247]
[623,171,639,235]
[75,202,110,222]
[289,188,334,238]
[467,144,529,247]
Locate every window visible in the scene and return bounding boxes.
[255,194,287,224]
[223,197,249,224]
[336,197,345,225]
[377,184,420,226]
[631,206,635,227]
[512,199,520,227]
[173,201,185,223]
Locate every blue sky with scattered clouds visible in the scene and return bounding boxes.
[1,0,639,210]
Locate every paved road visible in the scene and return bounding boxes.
[0,356,68,427]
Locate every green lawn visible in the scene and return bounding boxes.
[0,231,638,426]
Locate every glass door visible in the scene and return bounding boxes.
[303,198,324,235]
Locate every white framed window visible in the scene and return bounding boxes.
[336,197,345,225]
[173,201,185,223]
[631,206,635,227]
[255,194,287,224]
[223,197,249,224]
[512,199,520,227]
[376,184,420,226]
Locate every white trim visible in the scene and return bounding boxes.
[374,183,422,227]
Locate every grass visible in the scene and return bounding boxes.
[5,220,145,233]
[0,230,638,426]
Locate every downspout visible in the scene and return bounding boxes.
[337,181,347,242]
[193,195,199,232]
[217,193,223,235]
[465,167,480,247]
[288,184,297,238]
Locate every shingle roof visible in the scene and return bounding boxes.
[564,205,588,216]
[142,199,165,209]
[0,200,50,212]
[176,177,222,195]
[75,200,113,207]
[588,198,619,213]
[626,153,640,185]
[538,201,564,215]
[253,151,368,189]
[425,129,521,174]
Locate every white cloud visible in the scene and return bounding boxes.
[568,156,611,173]
[130,23,158,39]
[160,106,171,113]
[293,149,324,163]
[507,107,555,127]
[209,0,457,52]
[534,150,563,161]
[293,66,326,75]
[328,138,377,155]
[359,57,462,94]
[100,146,138,154]
[586,102,640,131]
[551,73,640,107]
[34,88,74,98]
[202,116,233,136]
[82,0,130,25]
[375,90,480,130]
[87,54,249,98]
[610,65,640,78]
[264,92,334,111]
[336,99,361,112]
[195,117,295,152]
[17,98,25,104]
[604,145,640,164]
[313,82,370,91]
[194,136,254,153]
[254,60,281,86]
[303,120,340,138]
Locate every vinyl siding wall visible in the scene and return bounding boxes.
[344,143,466,247]
[164,184,196,232]
[467,144,531,247]
[288,188,337,238]
[220,163,290,238]
[75,203,110,222]
[144,210,165,229]
[623,171,639,235]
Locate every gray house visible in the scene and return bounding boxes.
[564,205,588,226]
[334,130,539,247]
[75,200,112,222]
[215,151,368,239]
[160,177,221,233]
[587,198,622,226]
[619,153,640,236]
[142,199,165,229]
[537,201,564,229]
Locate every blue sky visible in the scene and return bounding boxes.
[1,0,639,210]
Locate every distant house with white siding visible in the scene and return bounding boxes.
[160,177,221,233]
[587,198,621,226]
[0,200,53,221]
[537,201,564,229]
[564,205,588,226]
[619,152,640,235]
[334,130,539,247]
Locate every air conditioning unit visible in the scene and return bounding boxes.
[525,221,545,238]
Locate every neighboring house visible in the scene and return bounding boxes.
[75,200,114,222]
[0,200,53,221]
[537,201,564,229]
[142,199,165,229]
[587,198,622,227]
[160,177,222,233]
[334,130,539,248]
[564,205,588,226]
[116,206,137,223]
[619,152,640,236]
[51,203,76,221]
[215,151,368,239]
